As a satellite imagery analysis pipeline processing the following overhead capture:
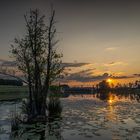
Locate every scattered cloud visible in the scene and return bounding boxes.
[61,62,90,68]
[133,74,140,77]
[104,61,128,67]
[0,60,89,68]
[1,59,139,84]
[0,60,16,67]
[110,75,133,79]
[105,47,118,51]
[63,71,109,82]
[62,71,140,83]
[109,72,140,80]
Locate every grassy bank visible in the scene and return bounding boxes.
[0,86,28,101]
[0,85,66,101]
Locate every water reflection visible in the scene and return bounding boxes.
[63,92,140,139]
[47,97,63,140]
[10,97,63,140]
[96,91,140,103]
[0,92,140,140]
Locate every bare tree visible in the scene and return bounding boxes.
[11,8,63,120]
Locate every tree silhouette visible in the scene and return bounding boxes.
[11,8,63,120]
[98,80,110,90]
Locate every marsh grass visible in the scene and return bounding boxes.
[0,86,28,100]
[48,97,62,119]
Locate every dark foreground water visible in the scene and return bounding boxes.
[0,92,140,140]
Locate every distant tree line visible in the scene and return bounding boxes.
[96,80,140,91]
[0,79,23,86]
[115,80,140,89]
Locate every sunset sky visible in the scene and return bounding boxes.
[0,0,140,85]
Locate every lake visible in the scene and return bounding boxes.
[0,92,140,140]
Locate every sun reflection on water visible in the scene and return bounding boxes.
[108,94,115,105]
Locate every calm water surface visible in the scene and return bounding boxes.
[0,92,140,140]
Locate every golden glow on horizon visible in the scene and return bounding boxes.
[107,78,113,83]
[61,77,140,87]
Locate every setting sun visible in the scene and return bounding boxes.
[107,78,113,83]
[108,99,113,104]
